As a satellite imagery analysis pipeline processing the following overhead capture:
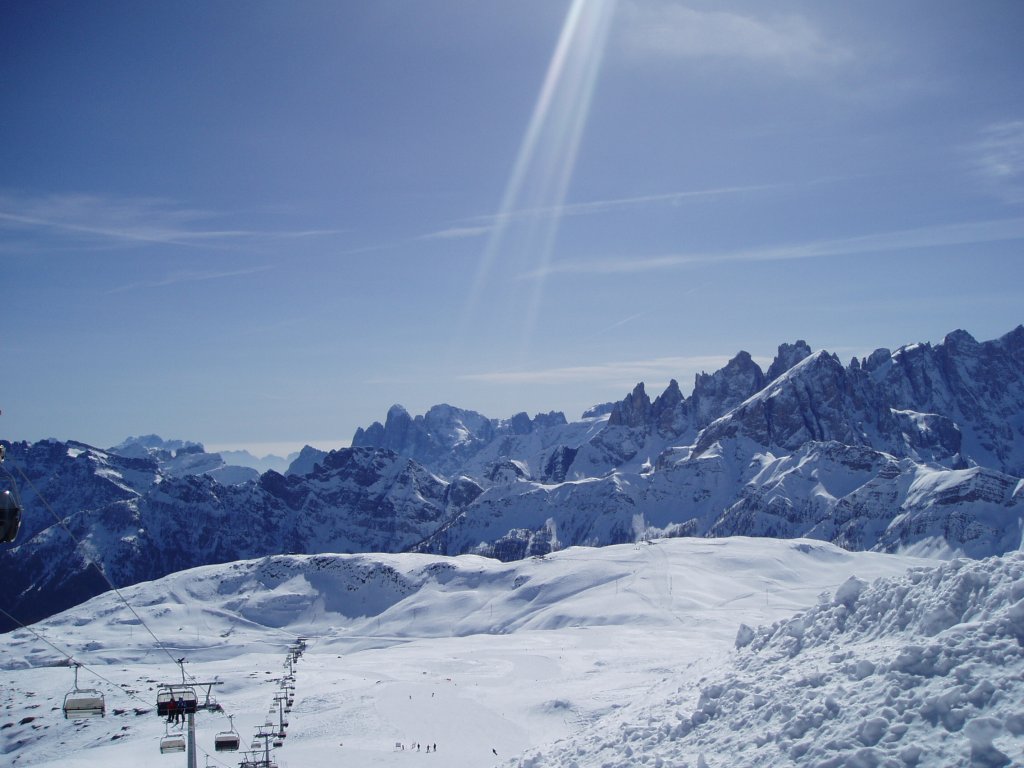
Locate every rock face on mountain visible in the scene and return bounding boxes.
[108,434,260,484]
[2,326,1022,629]
[352,404,569,477]
[0,444,459,628]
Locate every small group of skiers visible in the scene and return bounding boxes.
[165,696,187,725]
[398,742,438,753]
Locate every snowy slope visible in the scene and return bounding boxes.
[526,550,1024,768]
[0,538,946,768]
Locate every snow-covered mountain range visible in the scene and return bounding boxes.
[1,326,1022,628]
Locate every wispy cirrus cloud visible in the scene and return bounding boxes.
[521,217,1024,279]
[459,354,765,386]
[418,182,784,241]
[0,192,345,249]
[619,1,849,71]
[417,225,495,242]
[105,266,274,294]
[970,120,1024,204]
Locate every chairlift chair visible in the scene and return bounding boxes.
[159,728,186,754]
[156,685,198,718]
[214,714,240,752]
[62,663,105,719]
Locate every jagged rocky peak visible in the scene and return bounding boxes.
[766,340,812,382]
[507,411,534,434]
[350,404,414,451]
[353,403,494,452]
[862,347,893,373]
[498,410,568,435]
[110,434,204,460]
[385,403,415,437]
[423,403,493,440]
[582,401,617,419]
[608,382,651,428]
[604,378,688,436]
[652,379,687,436]
[531,410,568,429]
[285,445,328,476]
[942,328,979,350]
[691,351,766,426]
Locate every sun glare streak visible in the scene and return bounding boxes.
[457,0,617,363]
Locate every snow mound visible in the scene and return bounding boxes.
[523,552,1024,767]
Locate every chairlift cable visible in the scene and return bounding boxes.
[2,608,243,741]
[9,464,248,738]
[8,463,281,754]
[0,605,152,710]
[12,463,182,668]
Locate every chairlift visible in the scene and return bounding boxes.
[0,449,24,544]
[156,685,198,718]
[62,663,105,719]
[214,714,240,752]
[273,738,283,748]
[159,724,186,754]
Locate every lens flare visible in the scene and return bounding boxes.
[461,0,617,362]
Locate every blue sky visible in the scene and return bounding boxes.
[2,0,1023,457]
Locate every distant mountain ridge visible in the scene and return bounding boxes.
[1,325,1021,629]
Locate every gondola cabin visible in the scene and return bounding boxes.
[63,689,105,719]
[156,686,198,718]
[0,488,22,544]
[160,733,186,753]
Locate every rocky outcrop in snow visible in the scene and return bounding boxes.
[352,403,569,477]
